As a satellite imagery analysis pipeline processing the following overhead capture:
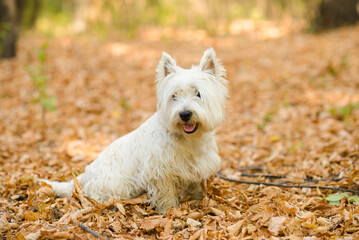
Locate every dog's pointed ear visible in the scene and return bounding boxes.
[156,52,176,80]
[199,48,223,78]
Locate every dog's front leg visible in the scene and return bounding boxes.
[149,179,179,214]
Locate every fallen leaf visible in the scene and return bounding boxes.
[23,211,39,221]
[268,216,286,236]
[186,218,201,228]
[35,186,54,200]
[227,219,244,236]
[0,214,10,232]
[140,216,163,232]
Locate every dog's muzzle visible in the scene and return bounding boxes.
[179,111,192,122]
[179,111,198,134]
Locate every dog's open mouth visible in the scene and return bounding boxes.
[182,123,198,134]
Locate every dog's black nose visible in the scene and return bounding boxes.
[179,111,192,122]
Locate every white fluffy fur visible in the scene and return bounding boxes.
[42,48,228,213]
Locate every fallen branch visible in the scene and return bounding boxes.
[236,170,342,183]
[78,222,109,239]
[239,172,286,179]
[216,173,359,195]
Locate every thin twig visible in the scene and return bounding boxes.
[239,172,286,179]
[216,173,359,195]
[78,222,109,239]
[276,180,330,185]
[237,170,342,183]
[237,166,264,171]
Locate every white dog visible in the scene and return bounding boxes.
[42,48,228,213]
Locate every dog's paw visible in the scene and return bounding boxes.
[151,197,179,214]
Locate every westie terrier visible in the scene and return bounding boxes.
[42,48,228,213]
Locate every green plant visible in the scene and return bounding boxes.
[289,141,303,154]
[25,42,56,139]
[257,111,274,130]
[326,193,359,206]
[120,99,130,110]
[257,122,265,130]
[341,54,350,69]
[329,102,359,122]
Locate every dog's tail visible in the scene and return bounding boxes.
[40,174,85,198]
[40,177,77,198]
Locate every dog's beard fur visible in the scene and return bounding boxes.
[41,48,228,214]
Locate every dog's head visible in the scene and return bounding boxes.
[155,48,228,136]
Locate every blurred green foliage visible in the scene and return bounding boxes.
[25,42,56,112]
[330,103,359,122]
[25,41,56,138]
[20,0,313,38]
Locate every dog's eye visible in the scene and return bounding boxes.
[172,95,176,100]
[196,91,201,98]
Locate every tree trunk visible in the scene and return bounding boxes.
[0,0,22,58]
[314,0,359,31]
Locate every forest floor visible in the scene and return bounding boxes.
[1,23,359,239]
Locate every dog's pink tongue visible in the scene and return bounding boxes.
[183,124,195,132]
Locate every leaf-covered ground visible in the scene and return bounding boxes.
[1,24,359,239]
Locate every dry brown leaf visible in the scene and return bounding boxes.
[187,211,202,220]
[120,194,148,205]
[72,173,91,208]
[0,214,10,232]
[14,233,26,240]
[160,218,173,239]
[209,207,225,217]
[189,229,205,240]
[115,202,126,215]
[140,216,163,232]
[23,231,41,240]
[227,219,245,236]
[172,219,186,229]
[268,216,286,236]
[23,211,39,221]
[298,212,315,222]
[186,218,201,228]
[35,186,54,200]
[134,205,148,216]
[110,221,122,233]
[281,201,299,215]
[245,224,257,235]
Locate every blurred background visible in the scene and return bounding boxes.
[1,0,359,58]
